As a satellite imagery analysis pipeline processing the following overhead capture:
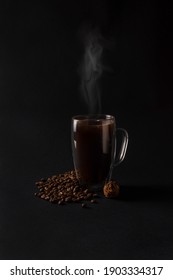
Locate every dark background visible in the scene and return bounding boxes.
[0,0,173,260]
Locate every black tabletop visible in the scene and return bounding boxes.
[0,0,173,260]
[0,111,173,260]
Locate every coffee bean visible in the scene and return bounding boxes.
[58,200,64,205]
[35,170,99,207]
[41,178,46,182]
[82,203,87,208]
[86,193,92,199]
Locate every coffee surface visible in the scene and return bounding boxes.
[73,119,115,185]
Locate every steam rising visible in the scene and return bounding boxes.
[80,30,103,114]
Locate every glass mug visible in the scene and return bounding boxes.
[71,115,128,190]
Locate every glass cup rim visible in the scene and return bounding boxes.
[72,114,115,121]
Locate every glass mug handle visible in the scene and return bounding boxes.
[108,128,129,181]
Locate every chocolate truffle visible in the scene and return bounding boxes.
[103,181,120,198]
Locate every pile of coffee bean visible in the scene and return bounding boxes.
[34,170,98,207]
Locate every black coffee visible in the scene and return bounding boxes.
[72,118,115,185]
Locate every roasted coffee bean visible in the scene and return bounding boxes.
[82,203,87,208]
[41,178,46,182]
[86,193,92,199]
[35,170,99,207]
[37,192,42,196]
